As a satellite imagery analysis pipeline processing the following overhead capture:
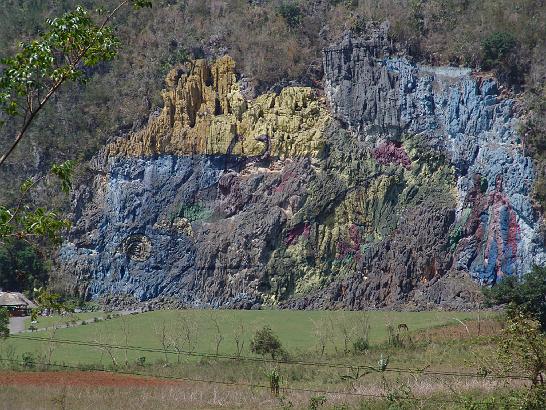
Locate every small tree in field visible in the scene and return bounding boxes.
[250,326,283,360]
[233,318,246,357]
[209,313,224,355]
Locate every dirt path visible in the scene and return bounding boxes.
[0,371,184,387]
[9,310,138,334]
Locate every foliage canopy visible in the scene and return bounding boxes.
[481,31,517,70]
[0,1,153,291]
[250,325,284,359]
[483,265,546,330]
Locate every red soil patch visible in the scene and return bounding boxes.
[0,371,184,388]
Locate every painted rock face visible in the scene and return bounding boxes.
[60,33,545,309]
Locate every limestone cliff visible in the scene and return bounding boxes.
[59,31,545,310]
[108,56,329,159]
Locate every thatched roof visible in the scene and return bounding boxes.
[0,292,37,308]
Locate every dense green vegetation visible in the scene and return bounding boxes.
[0,240,48,293]
[484,265,546,330]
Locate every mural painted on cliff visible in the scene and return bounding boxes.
[60,31,545,309]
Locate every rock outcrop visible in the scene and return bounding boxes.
[59,30,545,310]
[108,56,329,159]
[324,32,544,285]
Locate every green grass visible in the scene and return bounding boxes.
[3,309,493,366]
[1,309,518,410]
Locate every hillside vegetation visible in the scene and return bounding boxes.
[0,0,544,201]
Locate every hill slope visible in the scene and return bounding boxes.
[0,1,544,303]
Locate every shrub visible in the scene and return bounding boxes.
[308,395,327,410]
[348,14,366,35]
[266,367,281,396]
[386,324,404,348]
[278,3,302,28]
[21,352,36,369]
[482,31,517,70]
[483,265,546,330]
[0,240,48,294]
[250,326,284,359]
[352,337,369,353]
[499,310,545,387]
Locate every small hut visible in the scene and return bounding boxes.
[0,292,37,317]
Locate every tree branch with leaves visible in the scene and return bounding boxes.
[0,1,153,275]
[0,1,152,166]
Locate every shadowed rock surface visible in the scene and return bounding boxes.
[59,30,545,310]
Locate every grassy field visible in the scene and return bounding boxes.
[1,309,527,410]
[3,309,494,365]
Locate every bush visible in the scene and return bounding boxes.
[352,337,369,353]
[386,324,403,348]
[483,265,546,330]
[482,31,517,70]
[266,367,281,396]
[21,352,36,369]
[0,240,48,294]
[250,326,284,359]
[500,310,545,387]
[278,3,302,28]
[308,395,327,410]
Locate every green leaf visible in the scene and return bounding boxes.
[132,1,153,10]
[51,160,76,193]
[0,6,121,118]
[20,178,34,193]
